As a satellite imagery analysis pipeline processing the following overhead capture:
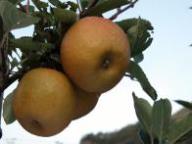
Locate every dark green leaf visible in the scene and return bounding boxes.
[48,0,67,8]
[167,113,192,144]
[0,1,39,31]
[133,53,144,63]
[10,57,20,69]
[10,37,54,54]
[3,90,16,124]
[31,0,48,11]
[116,18,153,57]
[152,99,172,142]
[133,93,152,134]
[66,1,78,11]
[139,130,151,144]
[81,0,89,9]
[175,130,192,144]
[23,5,35,13]
[86,0,132,16]
[128,61,157,100]
[7,0,25,4]
[175,100,192,111]
[53,8,77,24]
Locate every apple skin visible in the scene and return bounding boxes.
[73,88,100,120]
[60,16,130,93]
[13,68,77,137]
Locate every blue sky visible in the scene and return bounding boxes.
[1,0,192,144]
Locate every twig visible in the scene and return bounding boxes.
[109,0,139,20]
[0,71,23,93]
[0,32,8,50]
[87,0,99,10]
[80,0,99,18]
[26,0,30,14]
[18,2,26,13]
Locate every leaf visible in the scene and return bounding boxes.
[167,113,192,144]
[116,18,153,57]
[10,37,54,54]
[81,0,89,9]
[133,53,144,63]
[133,93,152,134]
[175,100,192,110]
[31,0,48,11]
[0,1,39,31]
[139,130,151,144]
[7,0,25,4]
[48,0,67,8]
[152,99,172,141]
[53,8,77,24]
[128,61,157,100]
[3,90,16,124]
[86,0,132,16]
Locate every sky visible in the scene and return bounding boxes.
[1,0,192,144]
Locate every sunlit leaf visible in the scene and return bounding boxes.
[0,1,39,31]
[3,90,16,124]
[128,61,157,100]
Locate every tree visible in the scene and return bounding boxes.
[0,0,192,144]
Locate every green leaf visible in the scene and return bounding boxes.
[3,90,16,124]
[0,1,39,31]
[53,8,77,24]
[152,99,172,141]
[175,130,192,144]
[116,18,153,57]
[167,113,192,144]
[7,0,25,4]
[87,0,132,16]
[128,61,157,100]
[133,53,144,63]
[48,0,67,8]
[10,37,54,54]
[31,0,48,11]
[133,93,152,134]
[81,0,89,9]
[175,100,192,110]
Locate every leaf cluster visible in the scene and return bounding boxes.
[133,93,192,144]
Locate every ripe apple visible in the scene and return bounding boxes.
[60,16,130,93]
[13,68,76,137]
[73,87,100,120]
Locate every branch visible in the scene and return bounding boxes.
[0,71,23,94]
[80,0,99,18]
[87,0,99,10]
[109,0,139,20]
[18,2,26,13]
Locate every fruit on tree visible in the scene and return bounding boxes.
[13,68,76,137]
[60,16,130,93]
[73,88,100,120]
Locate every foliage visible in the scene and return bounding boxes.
[0,0,191,143]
